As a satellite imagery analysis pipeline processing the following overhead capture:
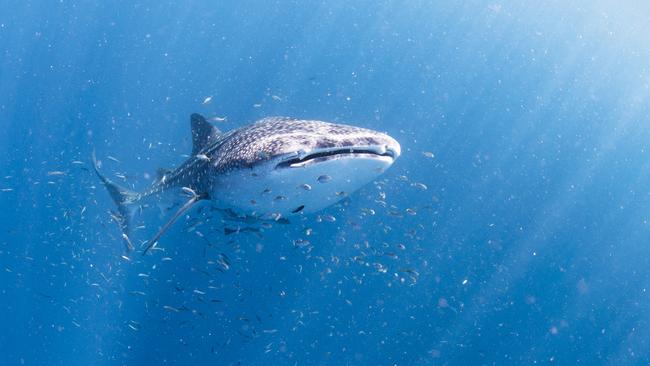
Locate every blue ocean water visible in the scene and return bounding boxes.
[3,1,650,364]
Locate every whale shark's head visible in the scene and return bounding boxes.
[210,117,401,216]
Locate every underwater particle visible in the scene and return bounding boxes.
[210,116,227,122]
[317,175,332,183]
[373,262,388,274]
[202,96,213,104]
[196,154,210,161]
[47,171,66,176]
[405,208,417,216]
[462,279,468,285]
[422,151,435,159]
[271,95,282,101]
[361,208,375,216]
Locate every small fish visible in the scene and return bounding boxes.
[210,116,227,122]
[182,186,198,196]
[196,154,210,161]
[292,205,305,213]
[163,305,181,312]
[293,238,310,247]
[317,175,332,183]
[412,182,428,190]
[321,214,336,222]
[422,151,435,159]
[122,233,135,251]
[47,171,66,176]
[300,183,312,191]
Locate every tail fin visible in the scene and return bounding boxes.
[91,150,140,237]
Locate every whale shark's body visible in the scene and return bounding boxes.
[93,113,400,253]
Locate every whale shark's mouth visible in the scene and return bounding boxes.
[276,146,398,169]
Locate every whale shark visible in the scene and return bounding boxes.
[93,113,401,253]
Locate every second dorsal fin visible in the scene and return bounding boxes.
[191,113,220,155]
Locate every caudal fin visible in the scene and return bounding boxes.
[91,150,140,237]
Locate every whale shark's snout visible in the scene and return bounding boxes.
[213,118,401,216]
[275,129,401,169]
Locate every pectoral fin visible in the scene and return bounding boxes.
[142,193,206,255]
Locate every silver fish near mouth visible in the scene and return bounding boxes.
[93,113,401,254]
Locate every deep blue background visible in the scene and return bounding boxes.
[3,1,650,365]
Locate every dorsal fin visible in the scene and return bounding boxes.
[191,113,220,155]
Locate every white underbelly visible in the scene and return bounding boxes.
[212,155,392,217]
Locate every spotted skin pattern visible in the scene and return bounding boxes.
[141,116,394,200]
